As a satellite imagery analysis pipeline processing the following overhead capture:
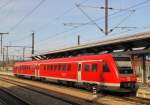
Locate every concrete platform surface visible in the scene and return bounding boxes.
[0,71,13,76]
[137,86,150,99]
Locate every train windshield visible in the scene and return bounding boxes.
[114,57,133,74]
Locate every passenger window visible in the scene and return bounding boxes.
[92,64,98,72]
[103,63,110,72]
[67,64,71,71]
[62,64,66,71]
[54,65,57,71]
[58,64,61,71]
[51,65,53,70]
[85,64,90,72]
[48,65,50,70]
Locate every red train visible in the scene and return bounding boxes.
[13,54,138,93]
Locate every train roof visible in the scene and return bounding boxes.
[15,54,113,65]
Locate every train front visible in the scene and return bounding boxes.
[114,56,138,93]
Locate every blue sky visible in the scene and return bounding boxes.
[1,0,150,58]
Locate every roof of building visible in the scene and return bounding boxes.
[32,31,150,60]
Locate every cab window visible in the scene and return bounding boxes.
[103,63,110,72]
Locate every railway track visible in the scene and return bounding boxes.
[0,88,31,105]
[118,96,150,105]
[0,76,97,105]
[0,74,150,105]
[96,92,150,105]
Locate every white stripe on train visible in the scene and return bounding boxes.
[15,73,120,87]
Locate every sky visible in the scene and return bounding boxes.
[0,0,150,59]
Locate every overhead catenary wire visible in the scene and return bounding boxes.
[81,24,150,45]
[36,0,150,45]
[0,0,17,26]
[0,0,13,11]
[10,0,150,49]
[34,0,89,31]
[109,10,136,33]
[54,0,89,20]
[8,0,47,32]
[75,4,104,33]
[9,0,89,44]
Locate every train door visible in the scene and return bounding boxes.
[78,63,82,82]
[82,61,102,82]
[35,64,40,77]
[101,61,111,84]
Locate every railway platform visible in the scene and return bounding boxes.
[0,71,13,76]
[0,71,150,100]
[136,85,150,99]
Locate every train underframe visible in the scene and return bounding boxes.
[14,74,138,95]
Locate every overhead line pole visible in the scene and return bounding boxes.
[31,32,35,60]
[105,0,108,35]
[4,45,32,62]
[6,46,9,64]
[32,32,34,55]
[2,47,5,69]
[0,33,9,54]
[78,35,80,45]
[23,47,25,61]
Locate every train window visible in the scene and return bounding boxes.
[62,64,66,71]
[54,65,57,71]
[85,64,90,72]
[49,65,51,70]
[44,65,47,70]
[103,63,110,72]
[92,64,98,72]
[67,64,71,71]
[58,64,61,71]
[47,65,49,70]
[50,65,53,70]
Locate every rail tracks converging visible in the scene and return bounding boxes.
[0,88,31,105]
[0,74,150,105]
[0,75,96,105]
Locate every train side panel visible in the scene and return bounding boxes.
[39,62,78,81]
